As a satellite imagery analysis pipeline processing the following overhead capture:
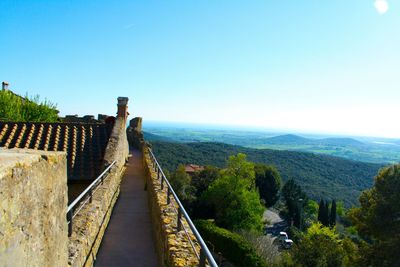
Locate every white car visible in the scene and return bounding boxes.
[283,239,294,249]
[279,231,288,242]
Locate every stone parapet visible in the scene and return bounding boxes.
[142,145,201,267]
[68,116,129,267]
[0,149,68,267]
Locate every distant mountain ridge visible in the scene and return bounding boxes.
[265,134,365,146]
[143,128,400,164]
[149,141,383,207]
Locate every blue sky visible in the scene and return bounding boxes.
[1,1,399,138]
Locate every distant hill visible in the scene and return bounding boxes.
[264,134,364,147]
[149,141,383,207]
[264,134,310,145]
[144,127,400,164]
[143,132,176,142]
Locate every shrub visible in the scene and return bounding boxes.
[0,90,58,122]
[194,220,268,267]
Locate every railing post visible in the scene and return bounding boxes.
[199,248,206,267]
[67,210,73,237]
[167,187,171,204]
[161,175,164,190]
[177,207,182,232]
[89,187,92,203]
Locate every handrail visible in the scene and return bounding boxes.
[66,160,116,236]
[148,148,218,267]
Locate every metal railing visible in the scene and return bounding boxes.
[66,161,116,237]
[147,148,218,267]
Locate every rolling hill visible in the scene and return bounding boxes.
[149,141,384,207]
[143,128,400,164]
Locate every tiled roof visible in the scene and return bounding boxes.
[184,164,205,173]
[0,121,112,181]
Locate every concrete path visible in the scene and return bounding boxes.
[95,149,158,267]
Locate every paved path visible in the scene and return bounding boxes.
[95,149,158,267]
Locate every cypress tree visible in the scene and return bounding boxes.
[330,200,337,226]
[318,199,324,223]
[323,201,330,226]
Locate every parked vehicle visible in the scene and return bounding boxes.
[279,231,288,242]
[283,239,294,249]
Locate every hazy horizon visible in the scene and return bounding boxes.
[1,1,399,138]
[143,120,400,141]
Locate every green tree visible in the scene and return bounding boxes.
[290,222,345,267]
[318,199,324,224]
[303,199,319,226]
[191,166,220,197]
[169,165,195,203]
[0,90,58,122]
[203,153,264,231]
[318,200,330,226]
[336,201,346,217]
[349,164,400,267]
[330,200,337,227]
[282,179,307,227]
[254,164,281,207]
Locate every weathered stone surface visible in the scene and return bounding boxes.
[0,148,68,267]
[127,117,144,149]
[68,117,129,267]
[142,146,201,267]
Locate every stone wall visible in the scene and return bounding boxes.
[142,146,201,267]
[126,117,144,149]
[68,117,129,267]
[127,117,206,267]
[0,149,68,267]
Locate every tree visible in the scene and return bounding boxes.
[191,166,220,197]
[303,199,319,226]
[203,153,264,231]
[330,200,337,227]
[318,199,324,224]
[282,179,307,228]
[0,90,59,122]
[349,164,400,267]
[317,199,330,226]
[169,165,195,204]
[290,222,345,267]
[254,164,281,207]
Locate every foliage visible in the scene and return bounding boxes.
[303,199,319,227]
[290,222,346,267]
[254,163,282,207]
[336,201,346,217]
[194,220,268,267]
[330,200,337,227]
[150,141,381,206]
[144,129,400,164]
[191,166,220,197]
[282,179,307,228]
[238,229,281,266]
[348,164,400,267]
[0,90,58,122]
[203,154,264,231]
[318,200,329,226]
[169,165,195,204]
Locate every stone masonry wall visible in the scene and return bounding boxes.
[68,117,129,267]
[0,149,68,267]
[142,145,201,267]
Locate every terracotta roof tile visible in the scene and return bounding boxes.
[0,121,112,181]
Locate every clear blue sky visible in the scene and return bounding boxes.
[1,1,399,138]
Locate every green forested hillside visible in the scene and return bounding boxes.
[149,141,383,207]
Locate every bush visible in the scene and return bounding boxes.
[0,90,58,122]
[195,220,268,267]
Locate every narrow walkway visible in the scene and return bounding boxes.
[95,149,158,267]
